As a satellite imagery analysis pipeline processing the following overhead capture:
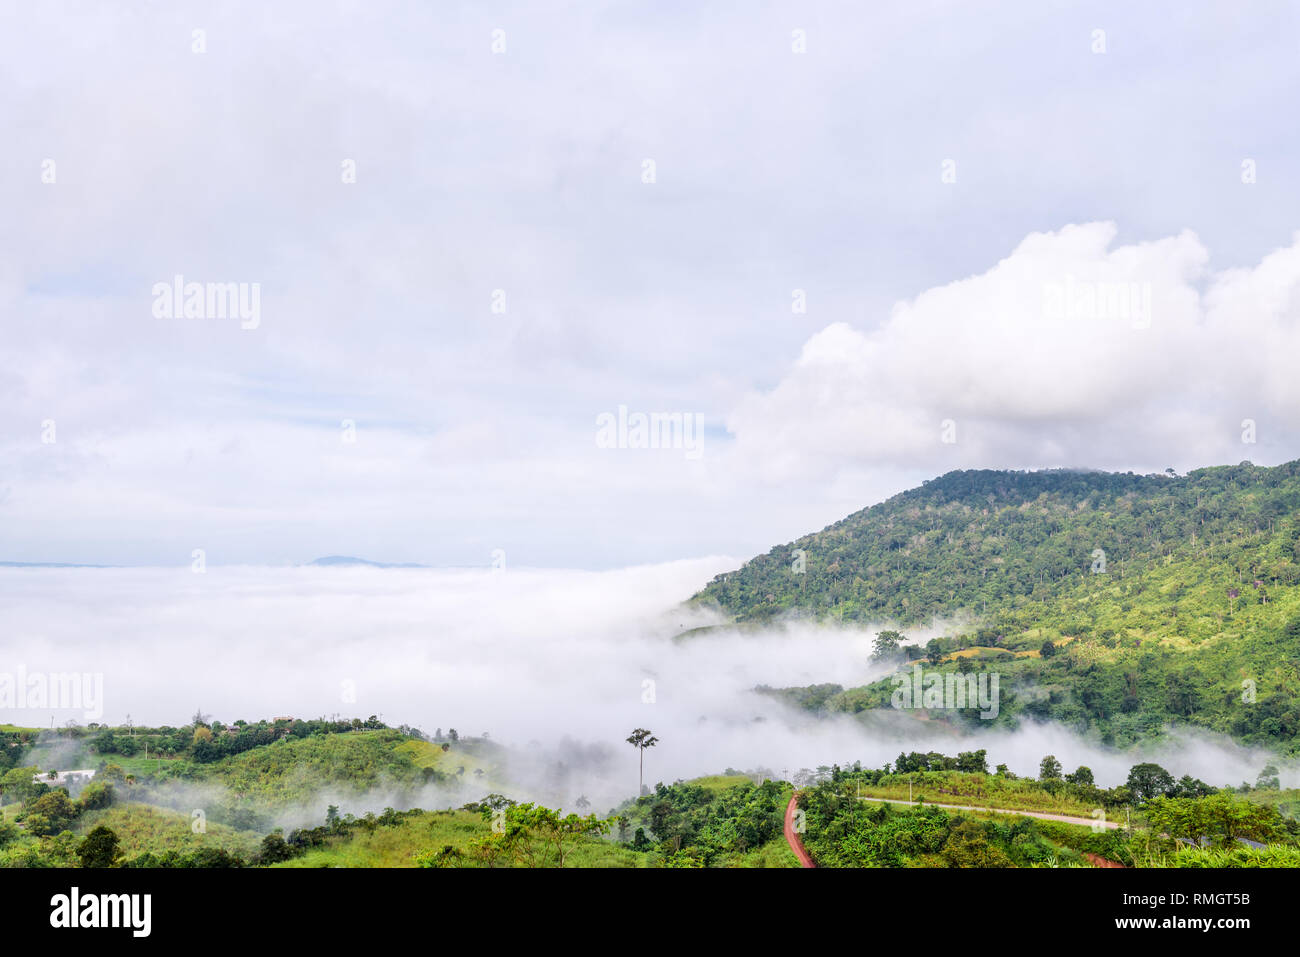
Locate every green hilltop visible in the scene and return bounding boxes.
[691,460,1300,750]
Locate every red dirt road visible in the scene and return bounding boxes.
[1083,852,1127,868]
[784,793,815,868]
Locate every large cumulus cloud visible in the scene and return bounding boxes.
[726,223,1300,480]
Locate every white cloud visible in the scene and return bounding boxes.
[726,223,1300,479]
[5,4,1300,565]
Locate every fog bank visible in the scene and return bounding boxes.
[2,562,1290,811]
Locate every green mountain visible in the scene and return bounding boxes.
[691,461,1300,751]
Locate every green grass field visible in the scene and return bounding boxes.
[685,774,757,793]
[393,739,499,783]
[96,755,195,777]
[79,803,262,860]
[851,771,1099,816]
[720,838,801,868]
[273,809,652,868]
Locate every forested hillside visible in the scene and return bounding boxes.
[695,461,1300,625]
[692,461,1300,749]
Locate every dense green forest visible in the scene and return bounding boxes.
[4,720,1300,868]
[0,718,509,866]
[692,461,1300,749]
[694,462,1300,624]
[798,762,1300,868]
[792,748,1300,868]
[608,776,795,867]
[0,719,796,869]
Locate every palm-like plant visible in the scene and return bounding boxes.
[626,729,659,796]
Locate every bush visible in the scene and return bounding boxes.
[78,781,115,811]
[257,832,298,864]
[76,826,123,868]
[23,790,79,836]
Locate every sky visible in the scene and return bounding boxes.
[3,1,1300,568]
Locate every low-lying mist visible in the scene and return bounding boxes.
[3,561,1292,818]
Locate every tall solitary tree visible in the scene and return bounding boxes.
[626,728,659,796]
[872,630,904,660]
[1126,762,1175,804]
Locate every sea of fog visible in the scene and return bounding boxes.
[2,559,1292,810]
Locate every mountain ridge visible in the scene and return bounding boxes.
[690,459,1300,751]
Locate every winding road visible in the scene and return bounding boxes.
[782,792,1122,868]
[854,795,1122,830]
[784,794,815,867]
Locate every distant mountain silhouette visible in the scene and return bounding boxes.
[306,555,427,569]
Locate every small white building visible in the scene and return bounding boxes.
[34,769,96,790]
